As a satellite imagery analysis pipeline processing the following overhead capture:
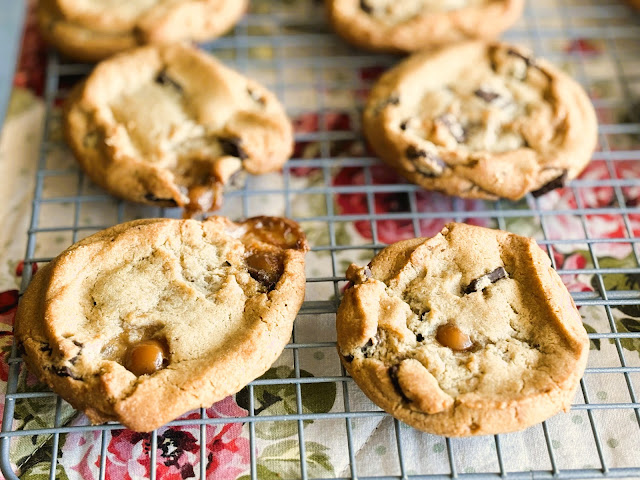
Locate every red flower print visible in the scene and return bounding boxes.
[15,260,38,277]
[60,397,250,480]
[333,165,492,244]
[13,0,47,96]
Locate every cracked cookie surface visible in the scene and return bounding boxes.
[336,223,589,436]
[363,42,598,200]
[15,216,308,432]
[64,44,293,217]
[326,0,523,52]
[38,0,247,61]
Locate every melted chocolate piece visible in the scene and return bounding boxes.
[399,120,409,131]
[531,170,568,198]
[438,114,466,143]
[416,333,424,342]
[359,0,373,14]
[388,365,411,402]
[39,343,52,354]
[51,365,81,380]
[343,354,354,363]
[464,267,508,294]
[143,193,178,206]
[73,340,84,348]
[223,261,232,267]
[155,70,183,92]
[474,88,501,103]
[219,137,249,160]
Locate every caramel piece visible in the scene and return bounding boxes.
[436,324,473,351]
[184,184,223,218]
[242,217,307,250]
[246,251,284,290]
[125,339,169,376]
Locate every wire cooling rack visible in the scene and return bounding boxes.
[3,0,640,478]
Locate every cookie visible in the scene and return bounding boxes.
[327,0,524,53]
[363,42,598,201]
[37,0,247,62]
[64,43,293,217]
[54,0,247,43]
[15,215,309,432]
[337,223,589,436]
[38,0,138,63]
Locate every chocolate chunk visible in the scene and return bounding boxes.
[474,88,501,103]
[361,338,374,351]
[406,146,447,177]
[247,88,266,106]
[343,354,354,363]
[51,365,81,380]
[69,355,80,365]
[464,267,508,294]
[219,137,249,160]
[531,171,568,198]
[39,343,52,354]
[154,70,182,92]
[73,340,84,348]
[155,70,183,92]
[416,333,424,342]
[399,120,409,131]
[506,48,534,67]
[223,261,232,267]
[388,365,411,403]
[359,0,373,14]
[438,114,466,143]
[363,266,372,279]
[143,193,178,206]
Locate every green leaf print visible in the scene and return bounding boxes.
[236,366,336,440]
[614,318,640,356]
[257,440,335,479]
[18,461,69,480]
[583,323,601,350]
[590,255,640,317]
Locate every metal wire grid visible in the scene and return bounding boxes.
[1,0,640,478]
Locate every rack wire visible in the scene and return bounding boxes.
[2,0,640,478]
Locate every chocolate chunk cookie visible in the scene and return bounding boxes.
[327,0,524,52]
[15,216,308,432]
[64,44,293,217]
[337,223,589,436]
[363,42,598,200]
[38,0,247,62]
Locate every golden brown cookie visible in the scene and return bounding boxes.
[337,223,589,436]
[327,0,524,52]
[363,41,598,201]
[63,43,293,217]
[37,0,247,62]
[15,216,308,432]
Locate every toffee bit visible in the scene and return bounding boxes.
[464,267,508,294]
[531,170,568,198]
[388,365,411,402]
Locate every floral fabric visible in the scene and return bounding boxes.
[2,0,640,478]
